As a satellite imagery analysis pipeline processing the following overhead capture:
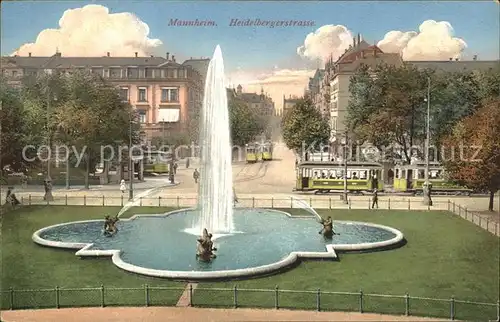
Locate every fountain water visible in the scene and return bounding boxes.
[290,197,323,222]
[192,45,235,234]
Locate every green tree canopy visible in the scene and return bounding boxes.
[281,97,330,153]
[441,98,500,211]
[229,98,265,147]
[0,80,28,172]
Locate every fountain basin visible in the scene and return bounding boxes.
[32,209,404,280]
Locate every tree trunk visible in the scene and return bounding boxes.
[488,190,495,212]
[84,151,90,189]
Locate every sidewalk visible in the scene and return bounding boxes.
[0,176,176,193]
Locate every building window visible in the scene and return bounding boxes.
[138,87,148,102]
[12,70,18,77]
[161,87,179,102]
[120,87,129,102]
[138,111,147,123]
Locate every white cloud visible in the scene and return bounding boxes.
[377,20,467,60]
[228,69,315,111]
[12,4,162,57]
[297,25,353,63]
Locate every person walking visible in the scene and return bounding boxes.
[193,169,200,184]
[173,162,178,174]
[186,157,190,169]
[372,188,379,209]
[120,179,126,194]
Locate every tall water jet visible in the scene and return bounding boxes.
[196,45,234,234]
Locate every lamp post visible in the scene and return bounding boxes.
[128,113,134,201]
[46,91,52,182]
[340,131,348,204]
[423,76,432,206]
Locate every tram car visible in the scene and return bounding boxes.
[295,161,384,193]
[393,162,472,195]
[245,143,261,163]
[143,151,171,174]
[262,141,273,161]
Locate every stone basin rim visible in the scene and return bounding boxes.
[32,208,405,280]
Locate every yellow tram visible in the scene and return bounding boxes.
[143,151,171,174]
[295,161,384,193]
[393,162,472,194]
[245,143,260,163]
[262,141,273,161]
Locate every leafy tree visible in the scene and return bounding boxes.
[347,63,428,163]
[281,97,330,153]
[0,80,27,172]
[442,99,500,211]
[23,70,140,188]
[229,99,265,147]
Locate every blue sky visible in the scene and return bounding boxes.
[2,1,499,73]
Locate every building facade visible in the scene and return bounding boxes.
[323,34,498,144]
[234,84,275,116]
[0,52,210,142]
[282,95,302,116]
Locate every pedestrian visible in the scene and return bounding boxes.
[186,158,190,169]
[173,162,178,174]
[193,169,200,184]
[372,188,379,209]
[120,179,126,194]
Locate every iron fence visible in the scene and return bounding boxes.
[0,285,498,321]
[2,194,499,236]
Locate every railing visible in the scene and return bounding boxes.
[2,195,499,236]
[0,285,498,321]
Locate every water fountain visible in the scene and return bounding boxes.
[187,45,234,236]
[32,46,405,280]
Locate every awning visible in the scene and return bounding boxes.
[158,108,180,122]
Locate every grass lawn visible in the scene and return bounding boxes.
[1,206,498,320]
[1,206,186,309]
[195,209,499,320]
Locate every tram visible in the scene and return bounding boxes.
[245,143,260,163]
[295,161,384,193]
[143,151,172,174]
[262,141,273,161]
[393,162,472,195]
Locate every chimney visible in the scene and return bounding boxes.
[107,52,110,57]
[135,52,138,57]
[353,37,356,47]
[172,55,175,62]
[166,52,170,60]
[473,55,477,61]
[28,52,32,57]
[357,33,361,44]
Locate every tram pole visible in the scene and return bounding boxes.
[128,112,134,201]
[342,131,348,204]
[423,76,433,206]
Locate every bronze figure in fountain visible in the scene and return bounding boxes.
[196,228,217,261]
[318,216,336,239]
[103,215,119,236]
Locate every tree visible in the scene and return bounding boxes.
[347,64,428,163]
[442,99,500,211]
[229,99,265,147]
[0,80,27,172]
[22,70,140,188]
[281,97,330,153]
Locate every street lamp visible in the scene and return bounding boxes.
[129,113,135,201]
[340,131,348,204]
[423,76,433,206]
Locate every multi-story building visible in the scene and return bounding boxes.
[306,69,327,118]
[282,95,302,116]
[234,84,275,116]
[0,52,210,142]
[324,34,498,144]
